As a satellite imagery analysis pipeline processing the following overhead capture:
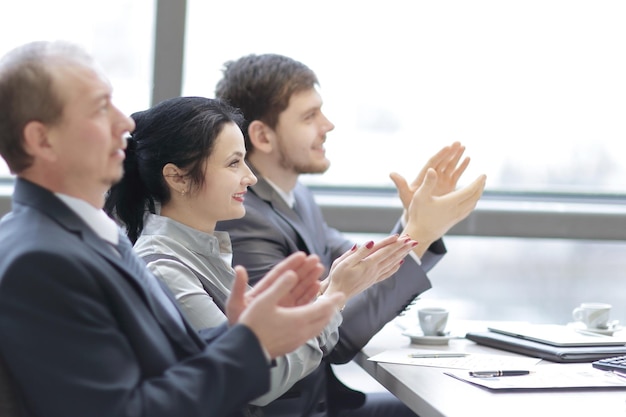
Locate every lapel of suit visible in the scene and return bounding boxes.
[12,179,204,355]
[14,179,153,295]
[247,166,323,255]
[112,233,205,353]
[292,184,329,256]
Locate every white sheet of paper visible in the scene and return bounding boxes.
[445,364,626,390]
[368,348,541,370]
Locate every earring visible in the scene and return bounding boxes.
[180,189,186,196]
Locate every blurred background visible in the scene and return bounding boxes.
[1,0,625,327]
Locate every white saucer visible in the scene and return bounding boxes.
[402,328,463,345]
[567,321,623,336]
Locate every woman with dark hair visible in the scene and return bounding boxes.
[105,96,416,409]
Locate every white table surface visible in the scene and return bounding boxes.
[354,320,626,417]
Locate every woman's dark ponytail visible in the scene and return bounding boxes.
[104,135,152,244]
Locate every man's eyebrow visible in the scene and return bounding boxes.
[97,92,112,102]
[89,89,112,104]
[300,106,319,116]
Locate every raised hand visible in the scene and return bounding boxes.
[238,271,344,359]
[403,168,486,257]
[322,234,418,301]
[390,141,471,211]
[226,252,324,325]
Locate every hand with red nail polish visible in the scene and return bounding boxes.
[318,234,414,302]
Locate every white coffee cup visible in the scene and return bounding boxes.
[572,302,612,329]
[418,307,449,336]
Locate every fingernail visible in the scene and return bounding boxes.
[403,238,411,244]
[365,241,374,249]
[411,241,418,247]
[351,244,357,251]
[399,259,405,265]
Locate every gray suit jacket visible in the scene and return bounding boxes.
[0,178,270,417]
[217,168,446,364]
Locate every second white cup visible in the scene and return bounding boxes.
[418,307,449,336]
[572,302,612,329]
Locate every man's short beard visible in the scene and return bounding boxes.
[276,145,330,175]
[283,159,330,175]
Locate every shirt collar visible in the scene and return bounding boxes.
[264,177,295,208]
[55,193,120,245]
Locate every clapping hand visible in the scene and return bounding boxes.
[403,168,486,256]
[234,269,344,359]
[389,142,486,256]
[321,234,417,302]
[389,141,471,212]
[226,252,324,325]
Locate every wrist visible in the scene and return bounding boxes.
[317,292,346,312]
[402,227,434,255]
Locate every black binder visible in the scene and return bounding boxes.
[466,331,626,363]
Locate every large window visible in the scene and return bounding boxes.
[183,0,626,193]
[182,1,626,325]
[407,236,626,326]
[0,0,155,177]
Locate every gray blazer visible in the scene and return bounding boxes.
[217,167,446,364]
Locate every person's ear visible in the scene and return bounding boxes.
[248,120,274,154]
[23,121,57,162]
[162,163,189,195]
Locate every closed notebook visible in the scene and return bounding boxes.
[487,323,626,347]
[466,331,626,363]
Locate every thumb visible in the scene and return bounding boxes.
[456,174,487,207]
[474,173,488,189]
[417,168,438,194]
[230,265,249,299]
[389,172,409,195]
[390,172,412,208]
[226,265,249,325]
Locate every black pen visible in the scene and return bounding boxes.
[469,370,531,378]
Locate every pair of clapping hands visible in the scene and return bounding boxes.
[317,141,487,303]
[225,236,415,361]
[391,141,487,258]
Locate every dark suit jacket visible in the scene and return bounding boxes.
[216,166,446,415]
[0,178,270,417]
